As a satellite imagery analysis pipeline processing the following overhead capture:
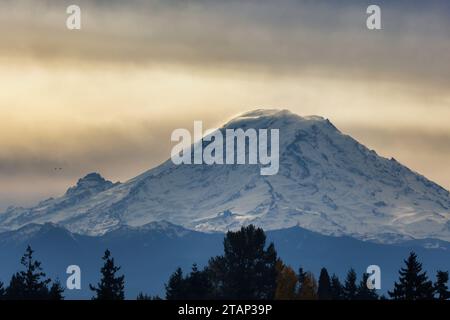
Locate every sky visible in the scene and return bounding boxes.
[0,0,449,210]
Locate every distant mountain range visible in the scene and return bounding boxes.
[0,222,448,299]
[0,109,449,244]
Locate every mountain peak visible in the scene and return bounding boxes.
[228,108,299,124]
[238,109,294,118]
[65,172,117,197]
[0,110,449,243]
[224,109,332,134]
[235,109,326,122]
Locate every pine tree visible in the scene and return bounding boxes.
[388,252,434,300]
[330,274,344,300]
[5,246,52,300]
[356,273,378,300]
[298,272,318,300]
[297,268,306,283]
[274,261,298,300]
[90,249,125,300]
[297,267,306,295]
[343,268,358,300]
[49,279,65,300]
[165,267,186,300]
[184,264,213,299]
[5,273,26,299]
[434,270,450,300]
[208,225,278,299]
[317,268,332,300]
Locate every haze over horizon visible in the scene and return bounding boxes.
[0,0,449,210]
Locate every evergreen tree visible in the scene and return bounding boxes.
[5,246,52,300]
[330,274,344,300]
[48,280,65,300]
[207,256,226,298]
[356,273,378,300]
[166,264,213,299]
[274,261,298,300]
[185,264,213,299]
[297,267,307,295]
[165,268,186,300]
[298,272,318,300]
[89,249,125,300]
[208,225,278,299]
[434,270,450,300]
[343,268,358,300]
[317,268,332,300]
[388,252,434,300]
[5,273,26,299]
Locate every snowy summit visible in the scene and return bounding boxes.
[0,109,449,243]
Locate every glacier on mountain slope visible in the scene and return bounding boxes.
[0,109,449,243]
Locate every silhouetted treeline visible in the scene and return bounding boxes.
[163,225,450,301]
[0,225,449,300]
[0,246,127,300]
[164,225,277,300]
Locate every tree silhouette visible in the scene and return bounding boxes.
[5,246,54,300]
[356,273,378,300]
[165,268,186,300]
[90,249,125,300]
[343,268,358,300]
[5,273,25,299]
[317,268,332,300]
[48,279,65,300]
[330,274,344,300]
[297,267,306,294]
[185,264,213,299]
[434,270,450,300]
[208,225,278,299]
[388,252,434,300]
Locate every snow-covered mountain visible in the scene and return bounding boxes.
[1,109,449,243]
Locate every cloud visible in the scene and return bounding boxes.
[1,0,449,87]
[0,119,171,210]
[0,0,449,208]
[0,119,172,178]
